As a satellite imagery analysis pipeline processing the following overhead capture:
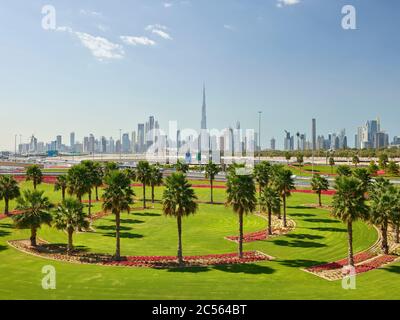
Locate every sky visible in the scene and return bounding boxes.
[0,0,400,150]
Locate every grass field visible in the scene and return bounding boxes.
[1,181,400,300]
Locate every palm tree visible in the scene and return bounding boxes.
[329,157,335,174]
[391,189,400,244]
[136,161,151,209]
[310,174,329,207]
[54,175,68,202]
[253,161,271,198]
[25,165,43,190]
[12,190,53,247]
[204,161,221,204]
[102,170,135,260]
[0,175,20,215]
[54,198,89,254]
[260,186,281,235]
[162,173,198,265]
[226,170,257,258]
[149,165,163,205]
[332,176,369,266]
[352,155,360,167]
[296,154,304,172]
[93,162,104,201]
[272,167,295,227]
[369,179,397,254]
[81,160,101,216]
[104,162,118,176]
[352,168,371,193]
[337,165,352,177]
[285,152,291,165]
[67,164,92,203]
[175,160,189,174]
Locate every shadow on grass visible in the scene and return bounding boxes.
[309,227,346,233]
[272,239,327,248]
[96,225,133,231]
[167,266,210,273]
[279,259,326,268]
[303,218,340,224]
[0,223,13,229]
[286,234,325,240]
[0,244,8,251]
[213,264,275,275]
[289,213,316,217]
[288,206,316,210]
[120,219,145,224]
[133,212,161,217]
[382,265,400,274]
[0,230,11,237]
[103,232,144,239]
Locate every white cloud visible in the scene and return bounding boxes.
[57,26,124,61]
[97,24,109,32]
[146,24,173,40]
[223,24,235,31]
[164,3,173,8]
[120,36,156,46]
[277,0,300,7]
[79,9,103,17]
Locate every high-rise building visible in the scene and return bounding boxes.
[56,135,62,151]
[122,133,130,153]
[137,123,145,153]
[270,137,276,151]
[70,132,75,151]
[312,118,316,151]
[201,84,207,130]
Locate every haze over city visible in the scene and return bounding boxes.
[1,0,400,150]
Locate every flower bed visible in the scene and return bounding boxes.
[355,255,398,274]
[0,210,24,221]
[226,230,268,242]
[103,251,273,268]
[306,251,377,273]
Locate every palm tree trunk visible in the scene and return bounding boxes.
[381,222,389,255]
[318,192,322,207]
[151,185,155,204]
[67,227,74,254]
[267,208,272,236]
[210,179,214,204]
[88,189,92,217]
[347,221,354,266]
[143,184,146,209]
[4,197,9,215]
[395,223,400,244]
[283,194,287,227]
[238,212,244,258]
[115,211,121,260]
[177,215,183,265]
[33,181,37,190]
[30,227,37,247]
[62,188,66,202]
[95,186,99,201]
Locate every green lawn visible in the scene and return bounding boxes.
[1,181,400,300]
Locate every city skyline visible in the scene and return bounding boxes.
[1,1,400,150]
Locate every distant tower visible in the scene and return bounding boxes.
[201,84,207,130]
[312,118,317,151]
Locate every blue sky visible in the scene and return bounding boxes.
[0,0,399,150]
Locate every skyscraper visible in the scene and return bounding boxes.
[70,132,75,152]
[312,118,316,151]
[201,84,207,130]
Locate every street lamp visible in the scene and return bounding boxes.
[258,111,262,163]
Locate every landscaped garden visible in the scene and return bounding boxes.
[1,161,400,300]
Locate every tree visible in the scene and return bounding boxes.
[54,198,89,254]
[67,164,92,203]
[296,154,304,172]
[329,157,335,174]
[102,170,135,260]
[332,176,369,266]
[378,153,389,170]
[285,152,291,165]
[175,160,189,174]
[272,167,295,227]
[54,175,68,202]
[369,180,397,254]
[387,161,399,176]
[391,189,400,244]
[12,190,53,247]
[337,165,352,177]
[352,168,371,193]
[0,175,20,215]
[352,155,360,167]
[368,160,379,176]
[253,161,271,198]
[149,164,163,205]
[226,170,257,258]
[25,165,43,190]
[162,173,198,265]
[310,174,329,207]
[104,162,118,176]
[92,162,104,201]
[259,186,281,235]
[136,161,151,209]
[81,160,101,216]
[204,161,221,204]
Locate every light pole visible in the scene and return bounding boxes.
[258,111,262,163]
[119,129,122,162]
[14,134,17,162]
